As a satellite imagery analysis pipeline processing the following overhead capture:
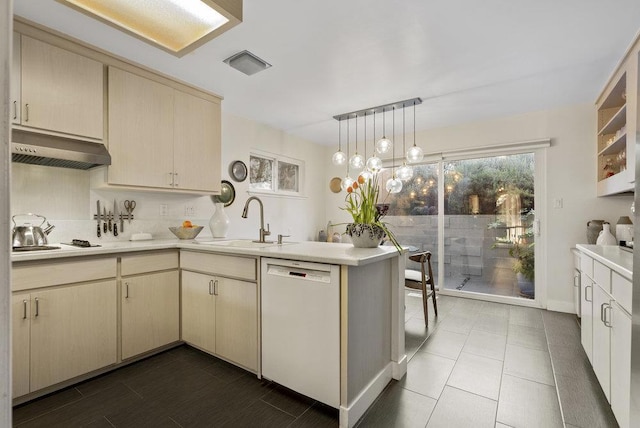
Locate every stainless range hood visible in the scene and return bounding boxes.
[11,129,111,170]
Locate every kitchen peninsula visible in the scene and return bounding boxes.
[11,240,406,428]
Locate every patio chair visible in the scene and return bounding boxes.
[405,251,438,327]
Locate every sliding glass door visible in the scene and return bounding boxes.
[382,151,537,302]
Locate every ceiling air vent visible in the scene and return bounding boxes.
[223,50,271,75]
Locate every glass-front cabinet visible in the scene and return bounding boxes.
[596,34,640,196]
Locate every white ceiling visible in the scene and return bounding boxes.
[12,0,640,146]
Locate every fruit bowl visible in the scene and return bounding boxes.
[169,226,204,240]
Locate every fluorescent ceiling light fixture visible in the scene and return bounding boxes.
[58,0,242,57]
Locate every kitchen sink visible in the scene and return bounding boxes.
[196,239,293,248]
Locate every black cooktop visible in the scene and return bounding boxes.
[13,245,61,252]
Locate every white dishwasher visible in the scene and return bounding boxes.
[261,258,340,408]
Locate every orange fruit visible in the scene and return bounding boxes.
[182,220,193,228]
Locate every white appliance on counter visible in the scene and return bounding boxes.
[261,258,340,408]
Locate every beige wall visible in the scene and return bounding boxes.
[325,103,634,312]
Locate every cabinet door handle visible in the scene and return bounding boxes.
[573,273,579,287]
[125,282,129,299]
[13,100,17,120]
[209,279,213,296]
[174,173,179,187]
[600,302,607,323]
[22,299,27,320]
[604,304,613,328]
[34,297,39,317]
[167,172,173,186]
[214,279,219,296]
[584,285,592,302]
[25,103,29,122]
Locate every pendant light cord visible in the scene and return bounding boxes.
[346,117,350,174]
[364,112,367,158]
[413,100,416,148]
[392,107,396,173]
[402,103,406,159]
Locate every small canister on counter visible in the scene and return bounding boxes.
[616,216,633,244]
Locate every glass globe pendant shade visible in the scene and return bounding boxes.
[396,163,413,181]
[349,153,365,169]
[359,169,373,183]
[332,150,347,166]
[406,145,424,163]
[376,137,392,154]
[366,155,383,173]
[386,176,403,193]
[341,175,354,192]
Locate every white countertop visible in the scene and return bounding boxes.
[575,244,633,280]
[11,239,403,266]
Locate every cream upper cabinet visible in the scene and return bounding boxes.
[29,280,117,392]
[12,293,30,398]
[108,67,174,189]
[173,90,221,192]
[108,66,221,193]
[19,35,104,139]
[11,32,21,125]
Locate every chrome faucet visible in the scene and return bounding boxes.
[242,196,271,243]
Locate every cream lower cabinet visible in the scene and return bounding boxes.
[592,283,611,401]
[610,301,632,428]
[181,251,258,371]
[580,272,594,363]
[12,256,118,399]
[121,252,180,360]
[12,293,30,398]
[12,281,117,396]
[578,249,633,428]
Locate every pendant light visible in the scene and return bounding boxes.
[396,103,413,181]
[385,106,403,193]
[349,113,364,170]
[332,119,346,166]
[406,100,424,163]
[366,110,383,173]
[376,107,392,154]
[341,116,354,191]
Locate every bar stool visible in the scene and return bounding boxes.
[405,251,438,327]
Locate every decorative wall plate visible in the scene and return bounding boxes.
[212,180,236,207]
[229,160,248,182]
[329,177,342,193]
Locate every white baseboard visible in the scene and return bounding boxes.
[392,354,407,379]
[547,300,576,314]
[339,363,393,428]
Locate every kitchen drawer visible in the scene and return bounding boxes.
[612,271,632,314]
[580,254,594,279]
[121,250,179,276]
[180,251,257,281]
[12,256,117,291]
[593,260,611,293]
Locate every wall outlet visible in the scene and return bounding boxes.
[185,205,195,217]
[160,204,168,216]
[553,198,563,209]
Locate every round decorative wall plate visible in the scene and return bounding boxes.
[329,177,342,193]
[229,160,248,182]
[212,180,236,207]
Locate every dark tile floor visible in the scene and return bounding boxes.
[13,346,338,427]
[13,294,616,428]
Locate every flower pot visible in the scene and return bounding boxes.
[516,272,534,299]
[346,223,385,248]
